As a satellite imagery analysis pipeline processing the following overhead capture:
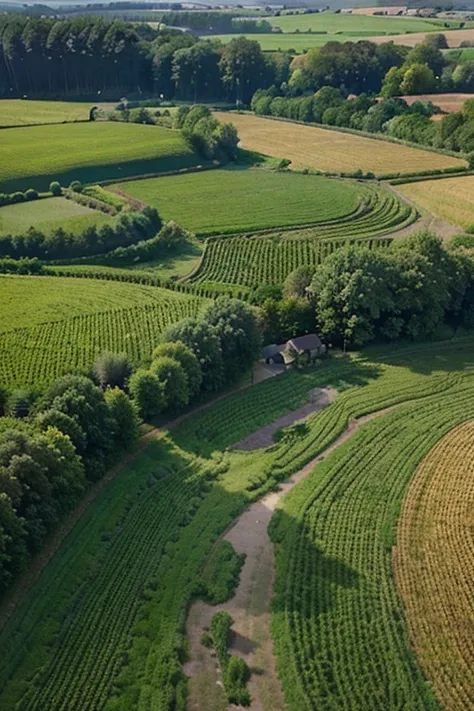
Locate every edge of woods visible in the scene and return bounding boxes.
[2,336,474,710]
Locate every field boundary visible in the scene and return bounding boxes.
[98,162,219,188]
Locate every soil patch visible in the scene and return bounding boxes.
[233,386,336,451]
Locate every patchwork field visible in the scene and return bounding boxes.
[0,275,207,389]
[444,46,474,63]
[112,169,361,235]
[2,337,474,709]
[397,175,474,229]
[188,184,415,291]
[0,197,114,237]
[214,112,467,176]
[0,122,200,193]
[395,420,474,711]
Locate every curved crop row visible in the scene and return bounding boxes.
[189,186,415,289]
[394,420,474,711]
[270,380,474,711]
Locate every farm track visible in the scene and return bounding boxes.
[184,400,411,711]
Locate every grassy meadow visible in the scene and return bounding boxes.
[397,175,474,229]
[266,11,458,34]
[0,197,114,237]
[0,100,91,127]
[112,168,362,235]
[0,275,207,388]
[214,112,467,177]
[0,122,201,193]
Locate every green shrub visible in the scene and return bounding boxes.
[25,188,39,201]
[49,181,62,196]
[69,180,83,193]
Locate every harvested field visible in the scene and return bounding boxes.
[368,28,474,47]
[394,419,474,711]
[397,175,474,229]
[402,93,473,113]
[214,112,467,176]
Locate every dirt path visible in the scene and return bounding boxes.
[184,404,400,711]
[386,183,463,241]
[233,386,336,451]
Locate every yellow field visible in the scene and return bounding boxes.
[397,175,474,228]
[394,420,474,711]
[403,93,473,113]
[214,112,466,177]
[368,27,474,46]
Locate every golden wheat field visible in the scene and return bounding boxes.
[368,27,474,47]
[394,420,474,711]
[214,112,466,177]
[397,175,474,228]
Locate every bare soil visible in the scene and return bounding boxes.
[184,404,400,711]
[233,386,336,451]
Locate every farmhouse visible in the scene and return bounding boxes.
[287,333,326,360]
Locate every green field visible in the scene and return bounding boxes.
[2,338,474,709]
[0,276,207,389]
[210,32,369,51]
[444,46,474,62]
[112,169,362,236]
[0,197,114,237]
[0,100,93,127]
[189,184,414,291]
[0,122,200,193]
[267,11,458,34]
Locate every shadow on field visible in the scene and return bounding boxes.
[367,335,474,376]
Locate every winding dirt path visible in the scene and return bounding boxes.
[184,404,400,711]
[386,183,463,241]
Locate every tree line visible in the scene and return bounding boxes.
[0,16,288,101]
[0,295,261,595]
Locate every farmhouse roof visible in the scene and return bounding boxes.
[263,344,282,359]
[287,334,322,353]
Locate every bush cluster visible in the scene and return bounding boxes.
[0,188,39,206]
[174,105,239,162]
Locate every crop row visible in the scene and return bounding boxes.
[270,376,474,710]
[394,420,474,711]
[190,188,415,289]
[0,297,205,390]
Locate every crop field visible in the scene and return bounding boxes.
[0,197,114,237]
[213,112,466,176]
[267,11,454,34]
[112,169,362,235]
[2,337,474,709]
[270,348,474,710]
[397,175,474,230]
[0,276,207,389]
[394,420,474,711]
[0,122,200,193]
[208,33,364,51]
[444,47,474,62]
[189,185,415,290]
[368,28,474,47]
[403,93,474,113]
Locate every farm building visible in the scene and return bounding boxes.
[263,344,285,365]
[287,334,326,360]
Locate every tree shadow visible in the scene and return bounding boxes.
[364,335,474,376]
[229,630,259,656]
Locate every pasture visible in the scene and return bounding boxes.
[208,33,360,51]
[397,175,474,229]
[0,197,114,237]
[0,100,91,127]
[2,338,474,709]
[395,420,474,711]
[267,11,455,34]
[213,112,467,176]
[0,275,207,389]
[0,122,200,193]
[111,169,361,235]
